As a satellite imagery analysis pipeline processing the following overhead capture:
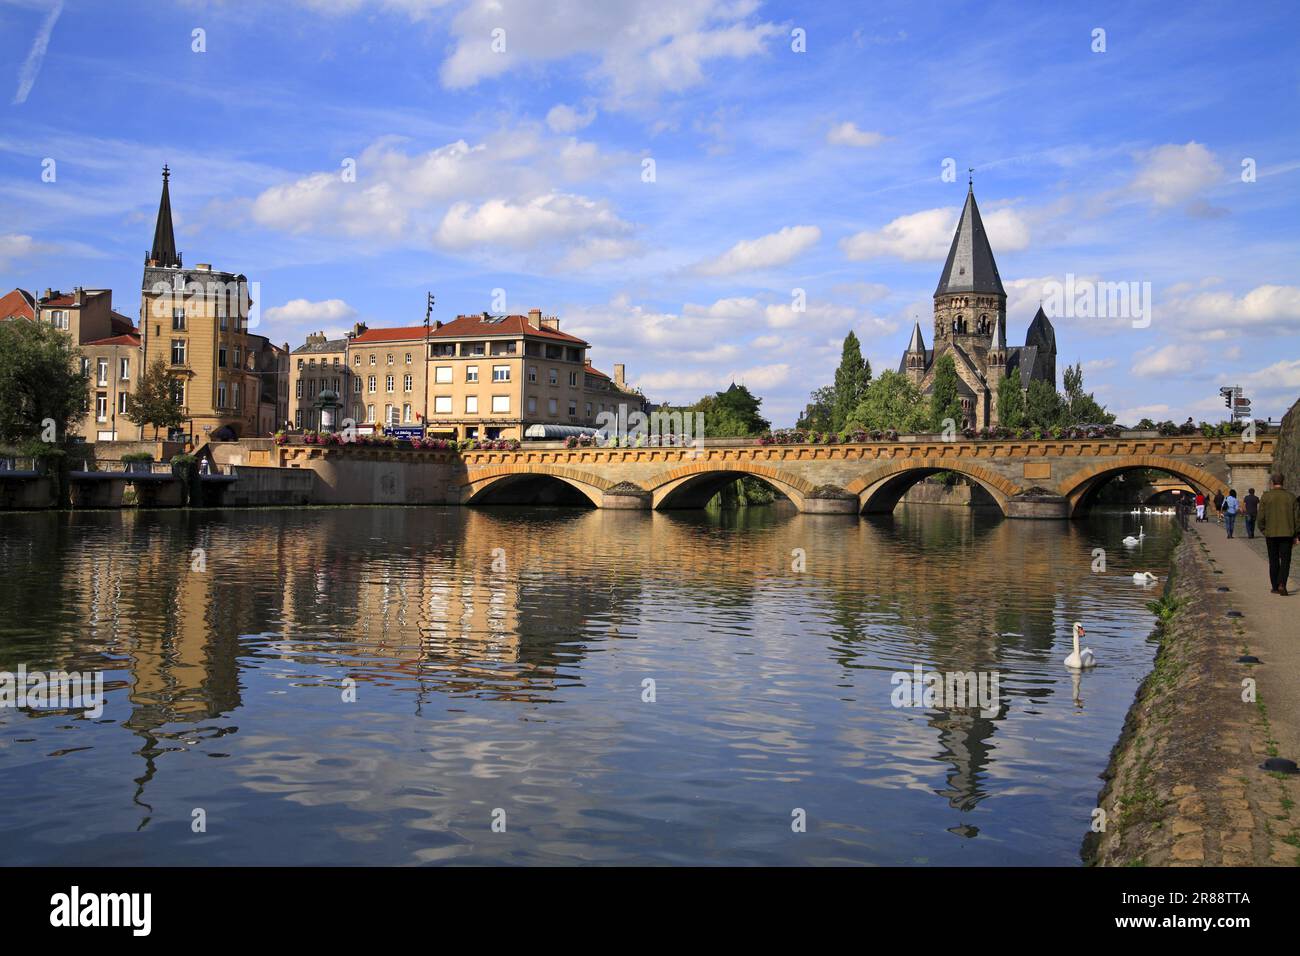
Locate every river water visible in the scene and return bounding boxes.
[0,504,1177,865]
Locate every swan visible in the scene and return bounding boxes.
[1132,571,1158,584]
[1064,622,1096,669]
[1122,525,1145,547]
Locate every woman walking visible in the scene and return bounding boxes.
[1223,488,1239,538]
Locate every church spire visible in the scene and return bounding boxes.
[934,183,1004,297]
[907,320,926,353]
[148,165,181,268]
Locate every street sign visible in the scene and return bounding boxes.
[386,426,426,441]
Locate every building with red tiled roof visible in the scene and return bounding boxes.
[294,307,644,440]
[0,288,36,322]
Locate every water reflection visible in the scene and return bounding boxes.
[0,504,1174,865]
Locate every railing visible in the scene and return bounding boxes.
[78,460,177,476]
[0,457,39,474]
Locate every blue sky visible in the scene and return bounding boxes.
[2,0,1298,426]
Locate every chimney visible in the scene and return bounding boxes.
[43,288,53,301]
[527,308,542,329]
[614,363,626,388]
[540,315,559,331]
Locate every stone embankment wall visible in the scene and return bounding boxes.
[1273,397,1300,493]
[1084,538,1298,866]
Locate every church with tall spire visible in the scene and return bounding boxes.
[896,182,1057,429]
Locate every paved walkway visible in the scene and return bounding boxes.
[1189,518,1300,769]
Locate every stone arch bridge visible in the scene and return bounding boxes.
[453,434,1275,519]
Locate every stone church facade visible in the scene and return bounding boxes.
[897,184,1057,429]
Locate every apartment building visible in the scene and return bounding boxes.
[345,324,429,431]
[289,328,358,431]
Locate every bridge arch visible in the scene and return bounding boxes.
[462,465,613,507]
[646,460,813,510]
[1056,456,1228,517]
[845,460,1020,516]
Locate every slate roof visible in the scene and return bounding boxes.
[934,185,1006,297]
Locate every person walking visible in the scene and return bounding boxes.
[1243,487,1260,539]
[1258,473,1300,596]
[1195,491,1206,522]
[1223,488,1239,538]
[1177,492,1191,531]
[1213,489,1225,523]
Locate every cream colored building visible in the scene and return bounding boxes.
[309,310,646,440]
[139,167,262,441]
[289,330,357,431]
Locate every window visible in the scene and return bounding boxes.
[435,366,453,384]
[466,366,479,383]
[367,375,376,394]
[95,393,108,422]
[172,307,185,330]
[354,377,362,394]
[219,313,227,332]
[295,410,303,428]
[527,396,537,414]
[171,339,186,365]
[369,354,376,366]
[568,400,577,417]
[353,354,361,366]
[492,365,510,382]
[466,395,478,414]
[527,365,537,383]
[119,357,130,380]
[403,374,413,392]
[234,346,242,367]
[585,402,592,417]
[403,404,412,423]
[296,380,304,398]
[491,395,510,414]
[218,382,228,408]
[96,359,108,386]
[118,393,129,414]
[386,353,394,365]
[405,353,412,365]
[385,374,394,393]
[548,368,558,386]
[547,397,558,415]
[170,380,185,407]
[218,346,227,368]
[434,396,452,414]
[50,310,69,330]
[233,382,241,410]
[569,371,578,387]
[366,404,375,423]
[298,359,305,369]
[384,404,395,424]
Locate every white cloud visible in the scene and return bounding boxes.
[438,0,780,103]
[1169,284,1300,334]
[263,298,358,328]
[825,122,885,148]
[1130,142,1224,210]
[435,192,635,266]
[841,204,1031,263]
[12,1,63,105]
[546,103,596,133]
[1131,343,1204,378]
[695,225,820,276]
[0,233,38,268]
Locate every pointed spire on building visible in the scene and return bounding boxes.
[907,320,926,353]
[934,183,1004,297]
[1025,305,1056,354]
[147,165,181,268]
[989,314,1006,351]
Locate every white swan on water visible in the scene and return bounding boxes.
[1122,525,1145,547]
[1132,571,1158,584]
[1064,622,1096,670]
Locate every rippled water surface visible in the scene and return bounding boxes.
[0,504,1178,865]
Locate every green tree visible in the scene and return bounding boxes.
[126,358,186,439]
[1025,378,1064,429]
[795,385,835,432]
[700,382,769,436]
[1060,362,1114,425]
[850,371,931,432]
[997,375,1026,428]
[0,319,89,443]
[928,352,964,430]
[831,331,871,430]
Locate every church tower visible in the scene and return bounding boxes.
[904,320,927,386]
[933,182,1005,359]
